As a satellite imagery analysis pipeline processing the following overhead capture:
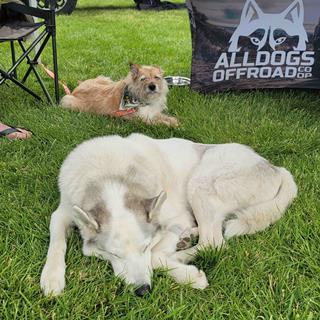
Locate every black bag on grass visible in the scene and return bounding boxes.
[134,0,180,10]
[187,0,320,93]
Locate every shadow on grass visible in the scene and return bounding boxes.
[263,88,320,117]
[215,88,320,117]
[75,3,186,12]
[75,5,135,12]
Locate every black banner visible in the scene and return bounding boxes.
[187,0,320,92]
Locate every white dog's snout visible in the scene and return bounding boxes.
[110,253,153,289]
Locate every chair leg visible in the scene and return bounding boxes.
[18,40,53,105]
[0,31,46,86]
[0,31,49,102]
[21,27,59,105]
[22,33,51,83]
[1,10,60,104]
[10,42,17,79]
[4,30,47,83]
[50,8,60,104]
[0,69,42,100]
[52,33,59,104]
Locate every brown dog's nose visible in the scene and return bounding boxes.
[135,284,151,297]
[148,84,156,91]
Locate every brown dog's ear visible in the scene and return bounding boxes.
[154,66,164,76]
[130,63,141,79]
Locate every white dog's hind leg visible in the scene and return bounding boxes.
[40,204,73,296]
[152,231,208,289]
[178,170,296,264]
[187,180,234,248]
[187,156,237,248]
[224,167,297,239]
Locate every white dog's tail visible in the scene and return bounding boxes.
[224,168,298,239]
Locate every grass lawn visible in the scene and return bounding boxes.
[1,0,320,318]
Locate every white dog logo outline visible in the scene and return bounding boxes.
[228,0,308,52]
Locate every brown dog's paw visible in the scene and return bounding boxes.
[142,114,179,127]
[167,116,179,127]
[158,115,179,127]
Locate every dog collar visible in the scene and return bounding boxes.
[120,86,145,110]
[113,86,145,117]
[113,108,137,117]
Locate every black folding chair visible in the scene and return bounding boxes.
[0,0,59,104]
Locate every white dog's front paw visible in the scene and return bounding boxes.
[186,266,209,290]
[190,270,209,289]
[40,263,65,296]
[176,227,199,251]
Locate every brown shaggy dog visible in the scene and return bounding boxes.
[60,64,178,126]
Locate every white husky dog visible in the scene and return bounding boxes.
[40,134,297,296]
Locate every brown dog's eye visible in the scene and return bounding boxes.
[140,76,146,81]
[155,76,161,80]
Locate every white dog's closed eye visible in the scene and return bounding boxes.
[142,243,150,253]
[96,245,122,259]
[147,232,163,251]
[104,250,121,259]
[141,237,153,253]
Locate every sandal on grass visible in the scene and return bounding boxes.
[0,126,32,140]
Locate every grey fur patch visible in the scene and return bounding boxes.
[124,192,148,221]
[89,201,110,227]
[81,164,158,225]
[125,191,167,223]
[82,182,103,208]
[80,182,110,228]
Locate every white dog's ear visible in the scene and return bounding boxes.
[130,63,141,79]
[73,205,99,231]
[144,191,167,221]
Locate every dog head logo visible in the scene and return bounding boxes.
[228,0,308,52]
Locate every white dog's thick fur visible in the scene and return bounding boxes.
[41,134,297,296]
